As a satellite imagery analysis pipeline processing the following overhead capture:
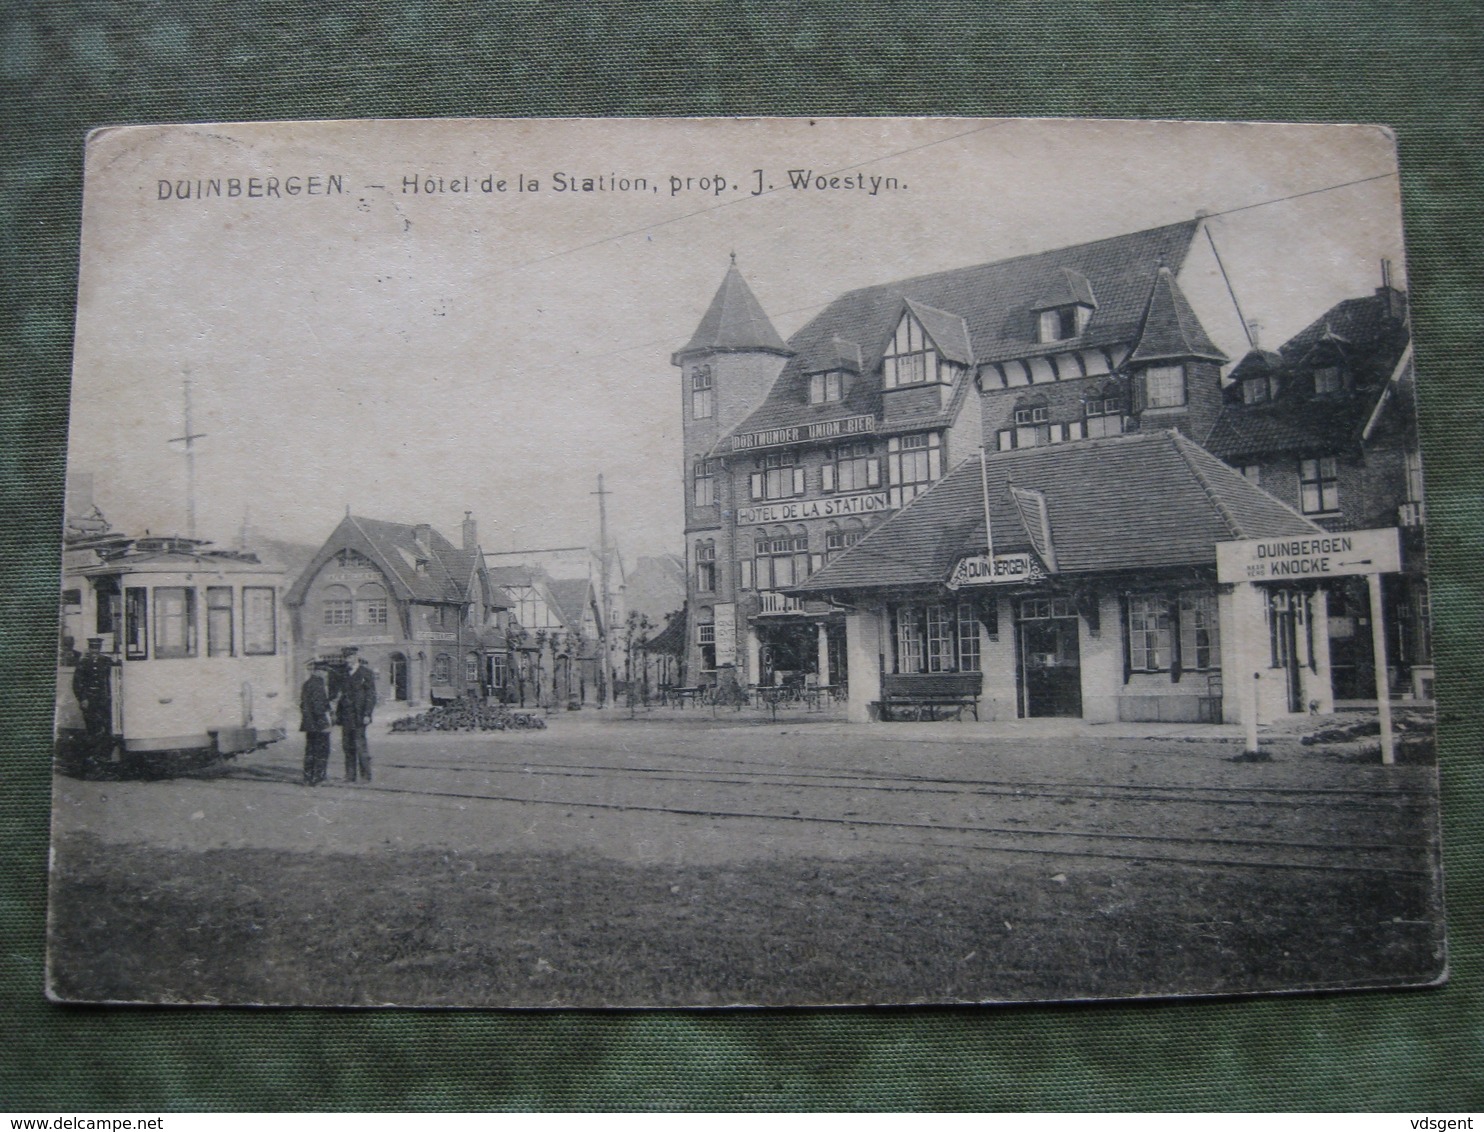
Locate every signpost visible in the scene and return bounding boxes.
[1217,528,1402,763]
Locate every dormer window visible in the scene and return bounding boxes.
[1032,267,1097,344]
[1242,373,1274,405]
[1037,305,1090,344]
[808,370,845,404]
[883,313,938,389]
[1313,365,1343,395]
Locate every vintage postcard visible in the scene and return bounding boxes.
[48,117,1444,1006]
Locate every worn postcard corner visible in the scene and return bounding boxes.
[49,117,1443,1008]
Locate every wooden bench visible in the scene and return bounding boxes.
[879,672,983,721]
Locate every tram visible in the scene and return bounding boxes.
[57,535,293,771]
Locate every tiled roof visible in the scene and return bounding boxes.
[287,515,474,606]
[675,260,791,358]
[722,219,1201,444]
[1204,291,1411,460]
[1034,266,1097,310]
[640,607,688,655]
[904,298,974,365]
[545,577,594,629]
[799,335,863,374]
[795,431,1319,594]
[1126,266,1227,365]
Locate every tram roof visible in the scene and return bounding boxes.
[76,548,285,578]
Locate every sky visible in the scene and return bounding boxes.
[66,117,1408,564]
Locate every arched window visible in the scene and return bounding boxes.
[465,652,479,685]
[355,582,388,626]
[432,653,453,684]
[322,584,353,626]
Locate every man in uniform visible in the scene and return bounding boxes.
[299,660,333,786]
[331,646,377,782]
[71,638,114,758]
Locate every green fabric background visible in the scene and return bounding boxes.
[3,1,1481,1112]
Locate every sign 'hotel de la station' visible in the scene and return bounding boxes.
[675,220,1421,728]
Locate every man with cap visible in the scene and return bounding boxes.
[330,646,377,782]
[299,660,333,786]
[71,638,115,757]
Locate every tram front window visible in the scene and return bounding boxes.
[154,586,197,658]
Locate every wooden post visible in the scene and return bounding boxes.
[1369,571,1395,765]
[1236,581,1261,756]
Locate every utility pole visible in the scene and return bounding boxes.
[592,474,614,706]
[168,372,207,540]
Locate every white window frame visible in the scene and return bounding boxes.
[690,364,714,420]
[1144,364,1187,409]
[1300,456,1340,514]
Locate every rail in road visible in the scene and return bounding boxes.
[181,730,1436,879]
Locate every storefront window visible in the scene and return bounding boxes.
[1127,595,1171,672]
[1127,590,1220,674]
[1179,591,1221,670]
[894,601,982,673]
[432,653,452,683]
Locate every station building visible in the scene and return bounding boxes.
[794,429,1334,726]
[287,512,509,707]
[674,219,1254,694]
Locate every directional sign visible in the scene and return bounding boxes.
[1216,528,1401,584]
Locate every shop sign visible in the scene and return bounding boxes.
[714,602,737,666]
[342,635,395,646]
[325,569,381,583]
[414,630,458,642]
[946,552,1047,589]
[1216,528,1401,584]
[737,492,889,526]
[730,415,875,452]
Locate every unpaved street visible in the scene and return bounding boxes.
[46,712,1444,1007]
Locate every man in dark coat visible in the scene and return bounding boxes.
[332,647,377,782]
[71,638,114,756]
[299,661,333,786]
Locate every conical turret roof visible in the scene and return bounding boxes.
[675,259,791,358]
[1127,266,1227,365]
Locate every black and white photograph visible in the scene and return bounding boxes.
[47,117,1444,1007]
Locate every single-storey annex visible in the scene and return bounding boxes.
[793,429,1333,726]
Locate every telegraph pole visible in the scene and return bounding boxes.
[592,474,614,706]
[168,372,207,540]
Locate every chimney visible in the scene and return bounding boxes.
[462,511,478,551]
[1377,258,1408,322]
[1246,319,1262,349]
[414,523,432,550]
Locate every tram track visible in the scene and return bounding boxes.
[175,768,1431,877]
[382,754,1433,813]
